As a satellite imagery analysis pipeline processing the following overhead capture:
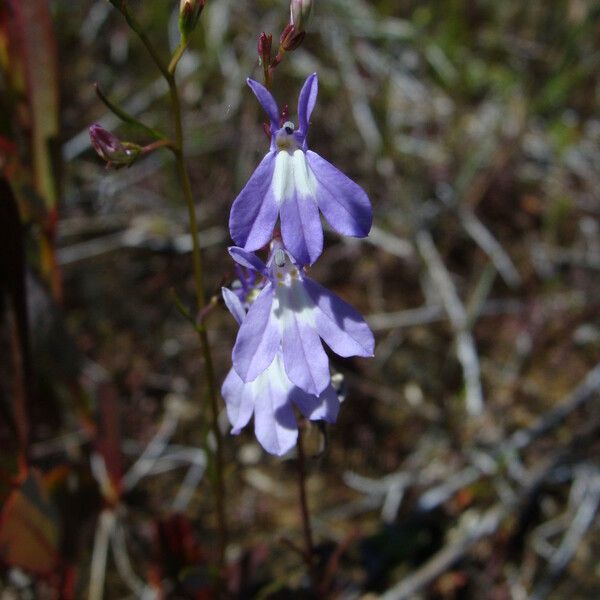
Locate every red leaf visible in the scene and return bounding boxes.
[0,177,31,467]
[0,470,60,575]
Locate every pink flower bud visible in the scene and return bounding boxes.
[179,0,206,40]
[258,32,272,67]
[279,23,305,52]
[290,0,313,33]
[89,124,141,168]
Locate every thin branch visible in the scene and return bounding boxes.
[415,229,484,415]
[530,467,600,600]
[88,510,116,600]
[380,506,505,600]
[107,0,170,80]
[94,84,166,141]
[365,224,414,259]
[110,520,148,597]
[459,206,521,288]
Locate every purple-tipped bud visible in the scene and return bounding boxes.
[290,0,313,33]
[179,0,206,40]
[258,32,272,67]
[89,124,141,168]
[279,23,305,52]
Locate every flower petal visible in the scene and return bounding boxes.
[229,152,279,251]
[279,282,330,395]
[303,278,375,357]
[275,150,323,265]
[253,356,298,455]
[222,286,246,325]
[306,150,372,238]
[232,283,280,381]
[291,384,339,423]
[247,78,280,128]
[297,72,318,139]
[221,367,254,433]
[228,246,268,276]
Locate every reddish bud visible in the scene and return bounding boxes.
[258,32,272,67]
[89,124,141,168]
[279,23,305,52]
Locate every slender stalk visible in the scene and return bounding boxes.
[168,73,228,570]
[141,139,178,155]
[111,1,228,573]
[168,41,189,75]
[108,1,170,80]
[296,422,318,590]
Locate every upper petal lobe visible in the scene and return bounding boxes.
[247,78,280,129]
[297,73,318,140]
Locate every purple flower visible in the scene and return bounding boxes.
[229,241,374,396]
[229,73,372,266]
[222,355,339,456]
[221,284,339,456]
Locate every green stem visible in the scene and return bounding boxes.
[141,139,178,154]
[168,66,228,574]
[94,84,166,141]
[111,0,228,574]
[168,41,190,75]
[109,1,170,80]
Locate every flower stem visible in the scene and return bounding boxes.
[168,41,189,75]
[111,0,228,573]
[296,422,318,590]
[167,72,228,572]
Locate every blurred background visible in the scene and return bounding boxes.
[1,0,599,598]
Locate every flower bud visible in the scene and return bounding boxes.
[89,124,141,168]
[179,0,206,40]
[290,0,313,33]
[279,23,305,52]
[258,32,272,67]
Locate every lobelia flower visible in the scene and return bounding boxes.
[221,287,339,456]
[229,73,372,266]
[229,240,374,396]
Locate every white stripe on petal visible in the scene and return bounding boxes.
[276,279,316,329]
[272,151,294,205]
[249,353,290,398]
[291,150,317,199]
[272,150,317,205]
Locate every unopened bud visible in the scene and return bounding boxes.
[290,0,313,33]
[279,23,305,52]
[179,0,206,40]
[258,32,272,67]
[89,124,141,168]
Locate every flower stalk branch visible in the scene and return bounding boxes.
[106,0,228,573]
[167,43,228,575]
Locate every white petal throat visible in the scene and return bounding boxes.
[272,149,317,206]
